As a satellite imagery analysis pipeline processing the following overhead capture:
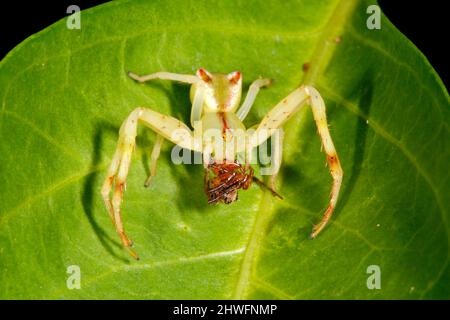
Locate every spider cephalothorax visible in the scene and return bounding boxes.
[102,67,343,259]
[205,161,254,204]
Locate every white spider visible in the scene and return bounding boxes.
[101,68,343,259]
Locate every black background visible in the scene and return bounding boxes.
[0,1,448,87]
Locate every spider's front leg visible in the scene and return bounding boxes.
[127,71,199,84]
[101,107,197,259]
[250,86,343,239]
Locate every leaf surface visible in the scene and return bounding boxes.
[0,0,448,299]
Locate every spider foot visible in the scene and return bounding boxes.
[127,71,143,82]
[308,229,318,240]
[309,205,334,239]
[126,247,140,260]
[144,175,153,188]
[120,233,139,260]
[119,232,133,247]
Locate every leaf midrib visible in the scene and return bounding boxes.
[231,0,359,299]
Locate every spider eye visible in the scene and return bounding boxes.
[197,68,212,82]
[227,71,241,84]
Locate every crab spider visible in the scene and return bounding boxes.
[101,68,343,259]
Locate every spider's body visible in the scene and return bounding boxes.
[102,68,343,259]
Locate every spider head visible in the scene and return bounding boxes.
[195,68,242,113]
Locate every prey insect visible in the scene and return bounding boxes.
[205,161,282,205]
[101,68,343,259]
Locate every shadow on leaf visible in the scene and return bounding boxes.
[81,121,130,263]
[337,70,374,212]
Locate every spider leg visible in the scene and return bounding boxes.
[263,129,284,192]
[101,107,197,259]
[249,85,343,239]
[252,177,283,199]
[101,148,121,225]
[236,78,272,121]
[307,87,343,239]
[144,134,164,187]
[246,128,284,198]
[190,84,205,127]
[127,71,199,84]
[128,70,206,128]
[243,124,258,168]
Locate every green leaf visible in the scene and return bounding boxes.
[0,0,448,299]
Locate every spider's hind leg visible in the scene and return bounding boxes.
[267,128,284,193]
[144,134,164,187]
